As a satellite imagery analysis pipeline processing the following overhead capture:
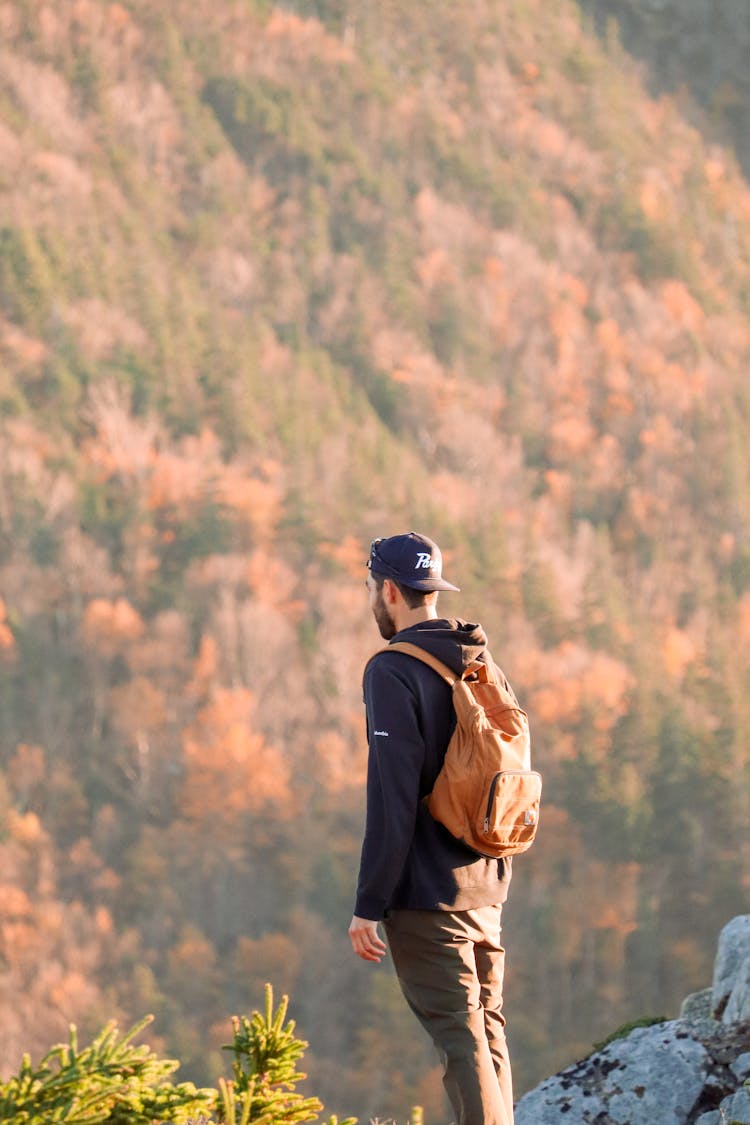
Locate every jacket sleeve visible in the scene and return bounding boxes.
[354,656,425,920]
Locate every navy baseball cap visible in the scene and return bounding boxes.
[368,532,460,592]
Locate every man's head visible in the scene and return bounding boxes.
[366,532,459,640]
[367,532,460,593]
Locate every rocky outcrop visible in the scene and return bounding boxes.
[578,0,750,175]
[515,916,750,1124]
[713,916,750,1025]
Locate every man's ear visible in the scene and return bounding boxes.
[382,578,400,605]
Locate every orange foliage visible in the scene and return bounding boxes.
[430,472,480,522]
[544,469,572,507]
[390,348,449,393]
[168,928,215,976]
[109,677,167,737]
[180,688,292,830]
[0,596,15,652]
[315,731,366,793]
[585,653,635,728]
[215,462,283,539]
[587,862,640,936]
[596,318,627,363]
[520,642,633,737]
[47,0,144,64]
[639,169,670,223]
[48,969,102,1015]
[94,905,114,935]
[662,625,697,680]
[532,805,640,974]
[703,155,725,185]
[147,449,206,512]
[263,9,354,65]
[416,248,455,290]
[549,412,596,459]
[530,679,582,730]
[0,884,33,918]
[245,549,299,612]
[7,809,44,844]
[189,633,219,695]
[109,3,131,30]
[660,280,705,333]
[33,150,92,202]
[640,413,680,454]
[532,117,568,160]
[550,298,583,345]
[234,931,301,1000]
[480,256,510,337]
[126,610,191,682]
[561,273,588,308]
[414,186,482,261]
[66,838,121,900]
[82,597,145,653]
[0,322,49,368]
[718,532,736,562]
[318,536,368,580]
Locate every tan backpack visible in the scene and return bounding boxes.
[378,642,541,858]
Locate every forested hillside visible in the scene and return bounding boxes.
[581,0,750,175]
[0,1,748,1121]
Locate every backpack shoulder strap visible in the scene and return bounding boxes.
[366,642,500,688]
[382,641,457,685]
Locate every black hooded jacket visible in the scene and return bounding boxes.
[354,618,512,921]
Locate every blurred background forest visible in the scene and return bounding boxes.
[0,0,748,1121]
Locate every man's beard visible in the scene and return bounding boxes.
[372,588,397,640]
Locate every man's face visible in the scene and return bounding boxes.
[367,574,396,640]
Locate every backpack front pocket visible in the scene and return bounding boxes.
[481,770,543,855]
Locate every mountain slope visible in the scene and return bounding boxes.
[0,1,748,1118]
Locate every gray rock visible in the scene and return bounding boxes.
[717,1085,750,1125]
[713,916,750,1020]
[681,988,714,1022]
[513,1075,606,1124]
[732,1053,750,1082]
[516,918,750,1124]
[597,1024,708,1124]
[724,956,750,1024]
[515,1021,709,1125]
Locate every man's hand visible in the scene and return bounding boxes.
[348,915,388,962]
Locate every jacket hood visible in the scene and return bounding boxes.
[390,618,488,676]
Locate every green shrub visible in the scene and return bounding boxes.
[0,987,358,1125]
[218,984,351,1124]
[0,1016,212,1124]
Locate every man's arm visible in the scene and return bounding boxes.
[350,657,425,941]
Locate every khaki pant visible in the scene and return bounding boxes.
[384,904,513,1125]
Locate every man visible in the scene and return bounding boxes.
[349,532,515,1125]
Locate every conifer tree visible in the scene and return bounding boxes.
[0,988,357,1125]
[218,984,356,1125]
